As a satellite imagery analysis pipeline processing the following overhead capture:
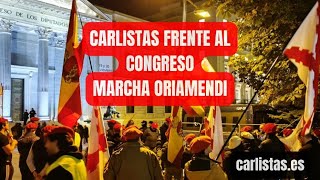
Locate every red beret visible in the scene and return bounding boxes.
[184,133,196,143]
[262,123,277,134]
[151,122,158,129]
[190,136,212,154]
[313,128,320,137]
[42,125,55,134]
[122,125,143,140]
[0,117,8,123]
[165,118,171,123]
[283,128,293,137]
[108,120,118,125]
[113,123,122,132]
[240,126,253,132]
[30,117,40,122]
[26,122,38,130]
[47,126,75,138]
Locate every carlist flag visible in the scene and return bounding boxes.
[87,106,109,180]
[283,2,320,136]
[58,0,85,127]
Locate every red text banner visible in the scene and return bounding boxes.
[81,22,238,106]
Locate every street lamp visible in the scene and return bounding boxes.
[194,9,211,18]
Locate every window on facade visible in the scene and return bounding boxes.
[126,106,134,113]
[222,116,227,127]
[165,106,172,113]
[233,116,239,128]
[147,106,153,113]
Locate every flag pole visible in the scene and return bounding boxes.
[0,83,3,117]
[215,56,280,161]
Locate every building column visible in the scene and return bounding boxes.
[36,27,51,120]
[0,18,12,119]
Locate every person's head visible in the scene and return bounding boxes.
[107,119,118,128]
[283,128,293,137]
[31,108,34,110]
[25,109,28,112]
[227,136,243,151]
[25,122,38,133]
[141,120,147,127]
[189,136,212,155]
[113,123,122,134]
[151,122,158,130]
[240,132,254,141]
[313,128,320,138]
[165,117,171,125]
[0,118,9,131]
[184,133,196,146]
[240,126,253,133]
[30,117,40,123]
[44,126,75,156]
[122,125,143,142]
[262,123,277,137]
[148,121,153,127]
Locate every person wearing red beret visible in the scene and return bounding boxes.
[313,128,320,139]
[0,118,18,180]
[282,128,293,137]
[180,133,196,177]
[184,136,227,180]
[26,125,55,179]
[259,123,286,153]
[142,122,160,151]
[17,122,40,180]
[240,126,253,133]
[44,126,87,180]
[104,125,163,180]
[108,123,122,154]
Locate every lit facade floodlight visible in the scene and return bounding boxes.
[194,9,210,18]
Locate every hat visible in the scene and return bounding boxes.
[0,117,8,123]
[26,122,38,130]
[313,128,320,137]
[228,136,242,150]
[151,122,158,129]
[262,123,277,134]
[240,126,253,132]
[184,133,196,143]
[108,120,118,125]
[30,117,40,122]
[190,136,212,154]
[141,120,147,125]
[47,126,75,138]
[122,126,143,140]
[241,132,254,140]
[165,118,171,123]
[149,121,153,124]
[113,123,122,132]
[42,125,55,134]
[283,128,293,137]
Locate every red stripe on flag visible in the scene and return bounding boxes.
[172,106,179,117]
[58,85,82,127]
[172,146,184,168]
[182,106,198,116]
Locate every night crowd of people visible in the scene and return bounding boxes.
[1,116,320,180]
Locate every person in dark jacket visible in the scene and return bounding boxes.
[83,125,89,144]
[27,125,54,179]
[161,141,182,180]
[295,133,320,179]
[23,110,29,126]
[139,120,148,133]
[142,122,160,150]
[223,136,246,180]
[11,123,23,140]
[109,123,122,154]
[17,122,39,180]
[240,132,259,152]
[160,118,170,146]
[259,123,286,153]
[29,108,36,118]
[44,126,86,180]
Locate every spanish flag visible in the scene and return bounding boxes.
[167,106,184,168]
[58,0,84,127]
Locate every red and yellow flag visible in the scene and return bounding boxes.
[58,0,85,127]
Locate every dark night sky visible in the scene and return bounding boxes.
[88,0,182,19]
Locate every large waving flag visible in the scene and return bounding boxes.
[58,0,85,127]
[87,106,109,180]
[167,106,184,168]
[283,2,320,136]
[201,58,224,161]
[0,84,3,117]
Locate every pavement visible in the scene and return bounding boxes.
[12,149,21,180]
